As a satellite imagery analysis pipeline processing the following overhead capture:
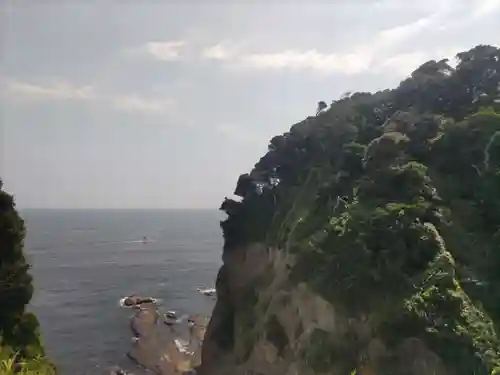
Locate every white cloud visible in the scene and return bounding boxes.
[473,0,500,18]
[377,52,427,76]
[200,43,425,76]
[120,1,485,78]
[125,41,186,61]
[6,81,96,100]
[202,43,234,60]
[145,41,185,61]
[201,43,374,75]
[238,50,371,75]
[371,0,449,11]
[198,0,495,78]
[111,95,175,114]
[375,46,466,76]
[430,0,500,31]
[375,15,437,48]
[3,80,175,115]
[198,6,453,76]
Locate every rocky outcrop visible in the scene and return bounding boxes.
[127,303,209,375]
[201,244,499,375]
[199,45,500,375]
[122,295,156,307]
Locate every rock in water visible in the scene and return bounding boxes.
[199,45,500,375]
[109,367,133,375]
[123,295,155,307]
[123,297,136,307]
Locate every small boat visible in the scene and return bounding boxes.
[164,310,178,326]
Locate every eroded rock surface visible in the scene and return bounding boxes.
[127,304,209,375]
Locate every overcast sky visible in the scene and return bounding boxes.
[1,0,499,209]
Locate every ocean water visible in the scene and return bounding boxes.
[22,209,223,375]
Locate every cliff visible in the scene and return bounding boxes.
[0,181,55,374]
[199,45,500,375]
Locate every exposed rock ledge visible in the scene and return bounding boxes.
[127,303,209,375]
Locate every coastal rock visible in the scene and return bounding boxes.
[199,45,500,375]
[109,367,134,375]
[127,304,209,375]
[123,295,155,307]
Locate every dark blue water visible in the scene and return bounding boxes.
[22,209,223,375]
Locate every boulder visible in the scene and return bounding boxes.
[123,295,155,307]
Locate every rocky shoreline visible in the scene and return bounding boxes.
[124,302,209,375]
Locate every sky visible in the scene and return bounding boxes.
[0,0,499,209]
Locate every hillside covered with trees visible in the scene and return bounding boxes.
[209,44,500,375]
[0,180,54,374]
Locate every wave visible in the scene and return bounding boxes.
[67,238,157,247]
[163,313,189,324]
[122,239,156,244]
[174,338,190,353]
[176,314,189,323]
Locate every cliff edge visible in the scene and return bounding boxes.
[199,45,500,375]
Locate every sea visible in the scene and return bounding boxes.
[21,209,224,375]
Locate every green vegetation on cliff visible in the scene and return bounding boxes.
[219,45,500,374]
[0,180,55,374]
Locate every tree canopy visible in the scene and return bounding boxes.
[0,180,54,373]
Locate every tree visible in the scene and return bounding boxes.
[0,179,42,356]
[316,101,327,115]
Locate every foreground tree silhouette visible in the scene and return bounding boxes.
[0,179,45,360]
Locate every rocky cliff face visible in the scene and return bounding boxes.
[200,45,500,375]
[202,244,498,375]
